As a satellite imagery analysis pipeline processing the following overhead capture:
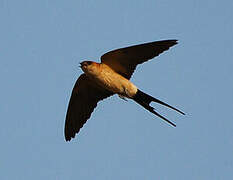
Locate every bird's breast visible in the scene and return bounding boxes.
[88,64,137,98]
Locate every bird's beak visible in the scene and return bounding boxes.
[79,62,82,68]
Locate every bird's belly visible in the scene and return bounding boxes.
[93,70,137,98]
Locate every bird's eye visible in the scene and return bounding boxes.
[86,61,92,65]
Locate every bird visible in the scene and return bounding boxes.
[64,40,185,141]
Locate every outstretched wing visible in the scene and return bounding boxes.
[65,74,113,141]
[101,40,178,79]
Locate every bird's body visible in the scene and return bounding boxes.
[65,40,185,141]
[83,62,137,98]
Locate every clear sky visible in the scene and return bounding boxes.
[1,0,233,179]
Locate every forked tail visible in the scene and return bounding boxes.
[133,90,185,127]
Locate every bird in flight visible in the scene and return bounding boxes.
[65,40,185,141]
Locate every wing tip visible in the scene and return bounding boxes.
[165,39,178,46]
[64,126,79,142]
[64,132,73,142]
[65,137,71,142]
[65,133,77,142]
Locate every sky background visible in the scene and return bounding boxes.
[1,0,233,179]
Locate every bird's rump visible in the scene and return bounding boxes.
[101,40,178,79]
[64,74,113,141]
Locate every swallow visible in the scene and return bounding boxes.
[65,40,185,141]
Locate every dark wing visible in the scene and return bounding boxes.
[65,74,113,141]
[101,40,178,79]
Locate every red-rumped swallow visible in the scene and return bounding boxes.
[65,40,185,141]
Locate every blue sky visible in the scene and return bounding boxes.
[1,0,233,179]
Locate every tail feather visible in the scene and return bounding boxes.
[133,90,185,127]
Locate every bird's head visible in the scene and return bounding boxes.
[80,61,99,75]
[80,61,92,70]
